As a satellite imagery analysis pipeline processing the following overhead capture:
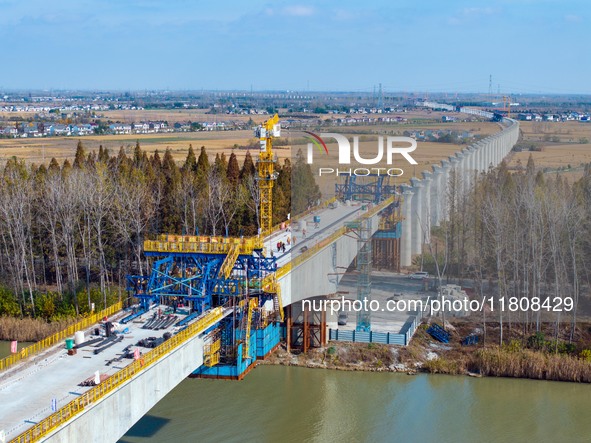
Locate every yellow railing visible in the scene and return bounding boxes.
[280,196,396,274]
[219,243,240,279]
[10,307,225,443]
[203,339,221,367]
[144,235,263,255]
[0,302,123,373]
[260,196,338,238]
[242,298,257,359]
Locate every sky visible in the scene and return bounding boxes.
[0,0,589,94]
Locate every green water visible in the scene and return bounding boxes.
[120,366,591,443]
[0,341,35,359]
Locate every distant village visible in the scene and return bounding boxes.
[516,112,591,122]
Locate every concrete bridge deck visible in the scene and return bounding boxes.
[0,308,228,442]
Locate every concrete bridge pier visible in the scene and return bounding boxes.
[410,178,424,255]
[476,142,485,172]
[431,165,443,227]
[449,155,460,197]
[400,185,414,267]
[421,171,432,244]
[397,118,519,269]
[439,159,451,222]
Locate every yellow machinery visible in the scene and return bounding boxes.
[255,114,280,235]
[243,297,258,359]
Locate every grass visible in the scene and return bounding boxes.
[470,347,591,383]
[0,316,76,342]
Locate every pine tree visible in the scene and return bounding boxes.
[98,145,110,163]
[86,151,97,169]
[48,157,60,174]
[133,141,142,168]
[151,149,162,171]
[62,159,72,175]
[291,149,320,214]
[240,150,256,179]
[226,152,240,186]
[73,140,86,169]
[184,144,197,172]
[196,146,209,176]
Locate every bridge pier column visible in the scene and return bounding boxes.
[303,308,309,353]
[421,171,432,244]
[431,165,443,227]
[286,305,292,353]
[448,156,460,210]
[410,178,423,256]
[466,146,475,188]
[476,142,485,172]
[495,137,501,164]
[440,159,451,221]
[455,152,465,195]
[401,185,413,267]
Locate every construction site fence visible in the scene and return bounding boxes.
[0,302,123,373]
[10,307,224,443]
[328,311,422,346]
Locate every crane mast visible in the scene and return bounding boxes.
[255,114,280,235]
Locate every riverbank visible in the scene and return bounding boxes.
[260,320,591,383]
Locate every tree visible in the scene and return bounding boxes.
[240,151,256,180]
[291,149,321,214]
[226,152,240,186]
[73,141,86,169]
[184,144,197,173]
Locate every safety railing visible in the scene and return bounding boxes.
[278,196,396,275]
[203,339,221,367]
[218,243,240,279]
[10,306,224,443]
[260,197,338,238]
[242,298,258,358]
[144,235,263,255]
[0,302,123,373]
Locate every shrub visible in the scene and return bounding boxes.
[527,332,546,351]
[503,339,521,353]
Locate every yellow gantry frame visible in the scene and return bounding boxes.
[258,114,279,236]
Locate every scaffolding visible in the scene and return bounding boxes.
[336,174,402,273]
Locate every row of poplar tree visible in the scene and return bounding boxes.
[0,141,320,319]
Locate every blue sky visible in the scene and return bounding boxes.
[0,0,589,93]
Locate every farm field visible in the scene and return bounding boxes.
[0,114,494,167]
[504,120,591,181]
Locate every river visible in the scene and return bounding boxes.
[120,366,591,443]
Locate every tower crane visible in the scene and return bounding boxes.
[255,114,280,235]
[503,95,512,119]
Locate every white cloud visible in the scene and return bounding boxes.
[448,6,498,25]
[564,14,582,23]
[283,5,315,17]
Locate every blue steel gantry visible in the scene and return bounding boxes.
[126,234,283,378]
